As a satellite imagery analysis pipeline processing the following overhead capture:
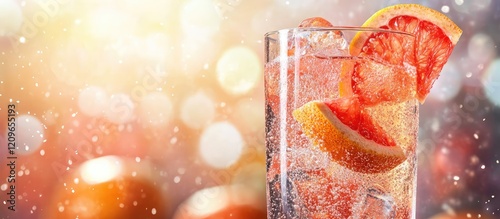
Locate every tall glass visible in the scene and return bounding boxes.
[265,28,418,218]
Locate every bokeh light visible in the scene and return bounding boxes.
[78,86,108,117]
[180,91,215,129]
[0,0,22,36]
[85,7,137,40]
[216,46,262,96]
[43,156,168,219]
[15,114,45,155]
[80,155,123,185]
[0,0,499,218]
[180,0,222,40]
[428,62,463,102]
[483,58,500,106]
[199,121,244,169]
[467,33,496,65]
[179,36,220,75]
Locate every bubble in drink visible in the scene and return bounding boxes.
[304,30,348,57]
[289,29,349,57]
[295,17,349,57]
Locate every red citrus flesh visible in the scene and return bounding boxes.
[345,4,462,104]
[298,17,333,28]
[292,96,405,174]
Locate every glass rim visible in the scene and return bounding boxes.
[264,26,414,37]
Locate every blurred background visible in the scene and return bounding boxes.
[0,0,498,218]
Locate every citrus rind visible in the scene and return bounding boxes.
[293,101,406,174]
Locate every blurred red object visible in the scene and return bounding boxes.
[172,184,266,219]
[430,210,494,219]
[42,156,169,219]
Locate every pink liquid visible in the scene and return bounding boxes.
[265,54,418,218]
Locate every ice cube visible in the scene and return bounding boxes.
[357,186,395,218]
[292,29,349,57]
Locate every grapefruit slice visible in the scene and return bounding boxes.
[340,4,462,104]
[298,17,333,28]
[266,17,338,104]
[292,97,406,173]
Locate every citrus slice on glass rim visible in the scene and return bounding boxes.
[339,3,463,104]
[292,97,406,173]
